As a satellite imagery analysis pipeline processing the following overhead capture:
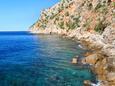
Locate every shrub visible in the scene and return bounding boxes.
[100,6,108,14]
[65,11,69,16]
[58,22,64,29]
[73,16,80,23]
[87,3,93,10]
[95,4,108,14]
[50,14,57,20]
[95,3,102,10]
[94,21,107,33]
[83,19,92,30]
[112,2,115,7]
[55,16,59,21]
[41,24,46,29]
[65,15,80,30]
[113,13,115,17]
[66,21,79,30]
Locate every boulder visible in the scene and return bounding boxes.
[83,80,92,86]
[71,58,78,64]
[94,58,108,80]
[84,54,99,65]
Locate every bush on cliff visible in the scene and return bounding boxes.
[83,18,92,30]
[58,22,64,29]
[95,3,108,14]
[66,22,77,30]
[94,21,107,33]
[112,2,115,7]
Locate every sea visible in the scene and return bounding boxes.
[0,31,96,86]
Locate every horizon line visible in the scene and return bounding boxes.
[0,30,28,32]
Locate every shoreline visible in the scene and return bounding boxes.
[29,27,115,86]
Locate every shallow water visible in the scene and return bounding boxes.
[0,32,96,86]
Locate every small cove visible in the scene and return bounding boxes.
[0,32,96,86]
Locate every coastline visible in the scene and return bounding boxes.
[29,0,115,85]
[29,27,115,86]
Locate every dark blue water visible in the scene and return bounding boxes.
[0,32,96,86]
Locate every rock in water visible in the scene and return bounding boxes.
[72,58,78,64]
[83,80,92,86]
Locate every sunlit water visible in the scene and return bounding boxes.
[0,32,96,86]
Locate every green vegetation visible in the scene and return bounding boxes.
[65,14,80,30]
[95,4,108,14]
[61,0,65,3]
[112,2,115,7]
[58,22,64,29]
[66,22,77,30]
[87,2,93,10]
[50,13,56,19]
[95,3,102,10]
[83,18,92,30]
[113,13,115,18]
[45,16,49,20]
[65,11,69,16]
[41,24,47,29]
[73,15,80,23]
[58,5,64,12]
[94,21,107,33]
[66,20,80,30]
[55,16,59,21]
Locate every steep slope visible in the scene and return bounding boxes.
[30,0,115,86]
[30,0,114,33]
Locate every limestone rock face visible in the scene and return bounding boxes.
[94,58,107,80]
[30,0,113,34]
[29,0,115,85]
[102,44,115,56]
[102,26,115,44]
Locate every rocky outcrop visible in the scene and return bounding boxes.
[102,25,115,44]
[81,27,115,85]
[29,0,115,85]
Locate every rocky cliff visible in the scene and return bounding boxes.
[30,0,115,86]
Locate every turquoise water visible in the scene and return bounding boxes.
[0,32,96,86]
